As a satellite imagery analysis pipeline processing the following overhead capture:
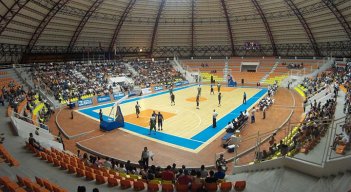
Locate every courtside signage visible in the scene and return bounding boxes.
[153,86,163,91]
[78,98,93,107]
[113,92,125,100]
[97,95,111,103]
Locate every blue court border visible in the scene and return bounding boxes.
[79,85,267,151]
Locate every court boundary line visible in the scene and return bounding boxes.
[76,86,268,152]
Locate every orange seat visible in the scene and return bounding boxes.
[23,178,34,191]
[107,177,118,187]
[120,179,132,189]
[60,161,68,170]
[40,152,47,160]
[43,179,54,191]
[85,171,95,181]
[68,164,76,174]
[234,181,246,191]
[53,159,60,167]
[176,183,188,192]
[76,168,85,177]
[35,177,44,187]
[148,183,159,192]
[47,156,53,164]
[94,169,102,176]
[96,175,106,184]
[205,183,218,192]
[133,180,146,191]
[53,185,68,192]
[0,176,11,185]
[220,182,232,192]
[33,183,50,192]
[16,175,26,187]
[4,181,20,191]
[162,183,174,192]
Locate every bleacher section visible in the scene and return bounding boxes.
[262,74,288,85]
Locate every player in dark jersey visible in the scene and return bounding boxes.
[157,112,164,131]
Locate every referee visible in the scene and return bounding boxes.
[212,109,218,128]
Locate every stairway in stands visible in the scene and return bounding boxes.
[124,62,138,76]
[259,61,280,83]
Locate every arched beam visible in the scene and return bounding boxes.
[0,0,30,35]
[284,0,321,56]
[109,0,137,53]
[67,0,104,53]
[149,0,166,57]
[220,0,235,56]
[191,0,195,56]
[322,0,351,40]
[25,0,70,53]
[251,0,277,56]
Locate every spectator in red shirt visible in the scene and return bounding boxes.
[177,169,192,186]
[161,165,175,182]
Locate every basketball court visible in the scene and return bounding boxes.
[77,85,267,152]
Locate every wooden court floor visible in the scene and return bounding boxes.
[47,86,304,168]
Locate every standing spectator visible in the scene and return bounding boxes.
[263,106,267,119]
[251,107,256,123]
[141,147,150,167]
[212,109,218,128]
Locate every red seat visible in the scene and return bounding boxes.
[95,175,106,184]
[76,168,85,177]
[35,177,44,187]
[234,181,246,191]
[176,183,189,192]
[162,183,174,192]
[191,183,203,192]
[148,183,159,192]
[120,179,132,189]
[205,183,218,192]
[107,177,118,187]
[220,182,232,192]
[85,171,95,181]
[68,164,76,174]
[43,179,54,191]
[134,180,146,191]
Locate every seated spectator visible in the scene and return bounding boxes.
[200,165,208,178]
[177,169,192,186]
[28,133,42,151]
[205,170,218,183]
[213,167,225,180]
[161,165,175,182]
[103,158,112,169]
[192,171,205,185]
